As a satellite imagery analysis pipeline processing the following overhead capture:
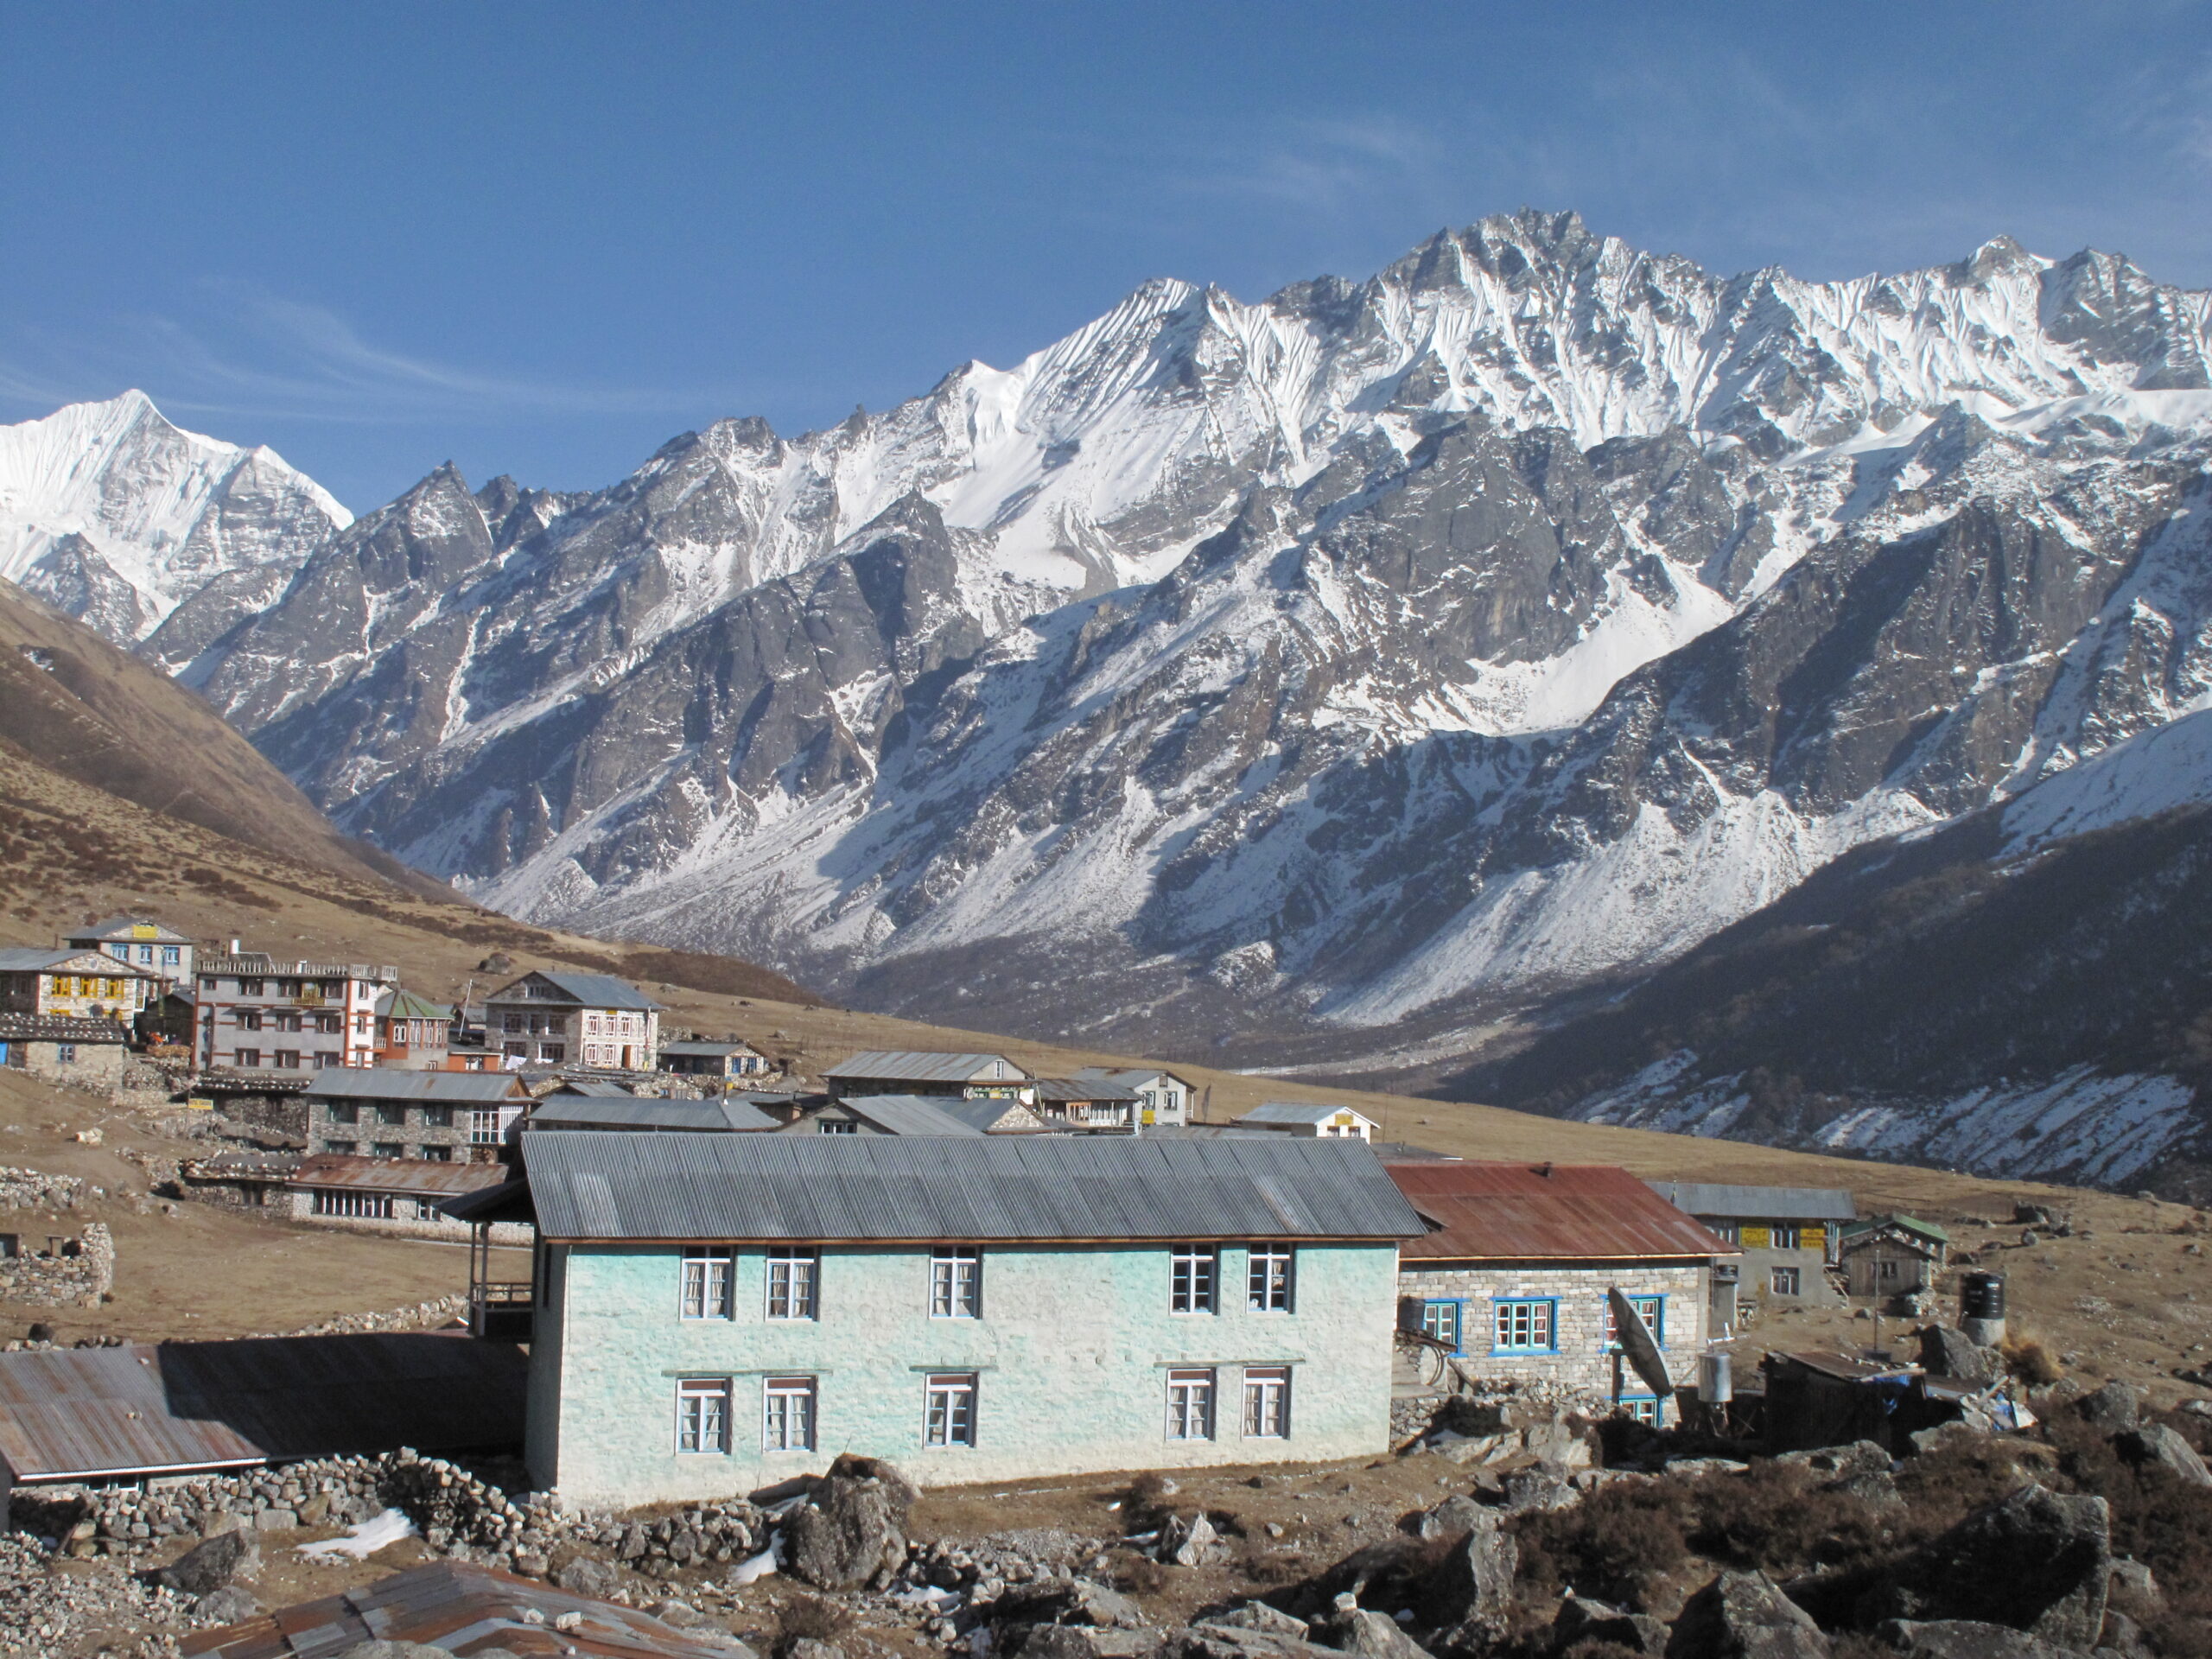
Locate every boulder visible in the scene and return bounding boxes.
[1327,1609,1432,1659]
[556,1555,625,1599]
[1502,1468,1579,1514]
[194,1585,260,1624]
[998,1580,1147,1630]
[1553,1595,1668,1655]
[818,1452,919,1515]
[785,1468,909,1590]
[1412,1494,1488,1541]
[2106,1559,2161,1613]
[785,1642,845,1659]
[1872,1619,2090,1659]
[1829,1469,1906,1514]
[2113,1423,2212,1486]
[1167,1628,1333,1659]
[1918,1327,1999,1385]
[2074,1382,2139,1433]
[1017,1630,1159,1659]
[1778,1442,1891,1479]
[1878,1486,2111,1651]
[159,1523,260,1596]
[1415,1509,1516,1643]
[1156,1512,1229,1568]
[1198,1604,1308,1638]
[652,1599,708,1628]
[1665,1571,1829,1659]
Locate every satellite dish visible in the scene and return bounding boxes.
[1608,1285,1675,1401]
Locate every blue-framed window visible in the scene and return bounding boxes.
[1420,1299,1464,1354]
[1618,1394,1661,1427]
[1603,1294,1666,1351]
[1491,1297,1558,1354]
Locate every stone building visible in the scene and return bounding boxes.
[305,1069,531,1162]
[657,1039,774,1087]
[61,917,195,995]
[285,1154,528,1243]
[1388,1161,1736,1424]
[821,1051,1030,1100]
[1646,1182,1856,1319]
[0,949,158,1023]
[484,973,664,1071]
[192,951,398,1075]
[1839,1214,1950,1300]
[477,1132,1423,1506]
[1028,1077,1143,1131]
[0,1014,131,1088]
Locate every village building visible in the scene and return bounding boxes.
[1388,1161,1737,1425]
[0,1012,132,1088]
[1029,1077,1143,1132]
[823,1050,1030,1101]
[528,1095,782,1133]
[61,916,196,992]
[474,1132,1422,1505]
[485,973,664,1071]
[1072,1066,1195,1128]
[286,1152,527,1242]
[779,1093,1050,1136]
[373,988,456,1070]
[1647,1181,1856,1321]
[1236,1101,1380,1141]
[192,951,398,1074]
[305,1069,531,1163]
[1839,1214,1950,1300]
[0,947,159,1023]
[658,1038,774,1087]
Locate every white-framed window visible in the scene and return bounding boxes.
[1243,1367,1290,1439]
[1770,1224,1801,1250]
[1494,1299,1555,1353]
[1603,1295,1665,1351]
[931,1247,981,1319]
[1772,1266,1803,1295]
[766,1247,817,1319]
[924,1373,977,1446]
[763,1376,816,1451]
[310,1190,391,1218]
[1247,1243,1294,1313]
[1419,1300,1463,1353]
[1171,1245,1216,1314]
[1618,1395,1660,1426]
[677,1379,731,1453]
[682,1248,735,1319]
[818,1119,858,1135]
[1166,1369,1216,1441]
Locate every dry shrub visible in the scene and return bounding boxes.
[1685,1462,1887,1578]
[1230,1534,1306,1586]
[1513,1480,1693,1610]
[1112,1551,1171,1597]
[1999,1332,2063,1386]
[773,1594,850,1656]
[2045,1413,2212,1649]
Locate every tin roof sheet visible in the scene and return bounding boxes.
[520,1131,1426,1243]
[1389,1163,1738,1262]
[0,947,157,976]
[486,972,664,1012]
[528,1096,779,1133]
[1239,1102,1377,1127]
[1646,1182,1859,1222]
[824,1050,1024,1084]
[845,1094,988,1135]
[182,1560,745,1657]
[1031,1077,1141,1103]
[69,917,194,944]
[372,989,453,1021]
[0,1334,524,1483]
[657,1039,762,1058]
[304,1069,525,1103]
[1839,1213,1951,1246]
[289,1154,514,1199]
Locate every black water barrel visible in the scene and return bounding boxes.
[1962,1271,2005,1320]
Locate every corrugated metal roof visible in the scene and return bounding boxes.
[1031,1077,1141,1103]
[1646,1181,1858,1222]
[928,1097,1047,1133]
[372,989,453,1021]
[0,1334,524,1483]
[1074,1065,1190,1088]
[289,1154,513,1199]
[658,1039,762,1057]
[846,1095,988,1135]
[1389,1163,1738,1262]
[550,1079,636,1099]
[1840,1213,1950,1245]
[304,1069,525,1103]
[486,972,664,1012]
[528,1096,779,1132]
[1240,1102,1377,1127]
[0,947,156,976]
[69,917,194,944]
[183,1560,745,1657]
[824,1050,1024,1084]
[520,1131,1426,1243]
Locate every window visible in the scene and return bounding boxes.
[314,1051,341,1068]
[371,1142,404,1160]
[275,1012,302,1033]
[924,1373,977,1447]
[1247,1244,1294,1313]
[1772,1266,1802,1296]
[1876,1259,1901,1284]
[1419,1300,1463,1353]
[316,1012,343,1033]
[682,1248,736,1319]
[162,946,179,967]
[763,1376,817,1451]
[419,1146,453,1163]
[503,1014,525,1033]
[1243,1367,1290,1439]
[422,1106,453,1128]
[236,1011,263,1032]
[1770,1225,1801,1250]
[375,1104,405,1126]
[503,1042,528,1059]
[273,1049,300,1070]
[1618,1395,1660,1426]
[319,980,344,1000]
[1166,1369,1216,1441]
[539,1044,566,1064]
[238,978,264,996]
[677,1379,731,1453]
[1171,1246,1216,1314]
[469,1110,505,1145]
[1707,1221,1740,1244]
[817,1118,857,1135]
[235,1048,261,1068]
[311,1190,393,1218]
[55,1044,77,1065]
[1493,1299,1555,1353]
[766,1247,817,1319]
[931,1247,982,1319]
[328,1103,359,1125]
[1603,1295,1665,1351]
[322,1141,357,1155]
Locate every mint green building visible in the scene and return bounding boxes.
[499,1132,1423,1508]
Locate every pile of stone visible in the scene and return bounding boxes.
[0,1529,191,1657]
[554,1501,768,1580]
[0,1166,86,1210]
[253,1294,467,1338]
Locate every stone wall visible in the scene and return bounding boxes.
[0,1223,114,1307]
[1396,1260,1709,1398]
[0,1167,87,1211]
[281,1191,530,1246]
[16,1040,127,1090]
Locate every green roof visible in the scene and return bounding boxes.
[1840,1212,1949,1245]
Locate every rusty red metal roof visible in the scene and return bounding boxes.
[289,1153,512,1198]
[184,1561,747,1657]
[0,1333,524,1483]
[1386,1161,1738,1262]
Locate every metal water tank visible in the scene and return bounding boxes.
[1961,1271,2006,1347]
[1698,1351,1733,1403]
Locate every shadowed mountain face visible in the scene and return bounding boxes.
[25,211,2212,1186]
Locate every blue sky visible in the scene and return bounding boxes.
[4,3,2209,510]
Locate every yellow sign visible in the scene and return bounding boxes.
[130,925,157,940]
[187,1097,214,1111]
[1332,1112,1355,1126]
[1741,1225,1772,1249]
